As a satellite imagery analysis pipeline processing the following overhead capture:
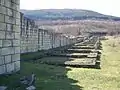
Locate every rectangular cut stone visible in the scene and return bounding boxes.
[0,48,1,55]
[5,16,15,24]
[3,40,12,47]
[13,10,16,17]
[5,1,16,8]
[11,47,15,54]
[14,33,20,39]
[0,6,6,14]
[5,16,9,23]
[6,31,14,39]
[7,8,13,16]
[1,47,14,55]
[0,56,4,65]
[16,11,20,19]
[11,0,16,3]
[0,0,4,5]
[0,65,6,75]
[0,13,4,22]
[13,25,20,33]
[0,40,2,47]
[15,0,20,4]
[10,3,16,10]
[13,40,20,46]
[4,0,10,7]
[6,63,14,73]
[16,18,20,25]
[14,61,20,72]
[0,31,5,39]
[1,48,11,55]
[5,55,11,64]
[6,24,13,31]
[12,54,20,62]
[0,22,6,30]
[16,4,20,11]
[15,47,20,53]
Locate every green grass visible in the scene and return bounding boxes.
[1,36,120,90]
[21,51,46,61]
[0,62,83,90]
[67,36,120,90]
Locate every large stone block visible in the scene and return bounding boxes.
[0,31,5,39]
[5,55,11,64]
[11,0,15,3]
[0,40,2,47]
[16,11,20,19]
[15,47,20,53]
[0,22,6,30]
[3,40,12,47]
[6,31,15,39]
[5,16,15,24]
[14,32,20,39]
[10,3,16,10]
[1,47,14,55]
[0,6,6,14]
[7,8,13,16]
[16,4,20,11]
[13,25,20,33]
[13,40,20,46]
[0,0,4,5]
[0,13,4,22]
[14,61,20,72]
[16,18,20,25]
[0,65,6,74]
[6,63,14,73]
[12,54,20,62]
[0,56,4,65]
[15,0,20,5]
[6,24,13,31]
[4,0,10,7]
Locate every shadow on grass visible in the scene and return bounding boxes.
[0,61,83,90]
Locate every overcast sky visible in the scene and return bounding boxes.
[20,0,120,17]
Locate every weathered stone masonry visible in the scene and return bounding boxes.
[20,13,77,53]
[20,13,39,53]
[0,0,78,75]
[0,0,20,74]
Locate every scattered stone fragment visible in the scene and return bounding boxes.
[20,76,28,85]
[26,85,36,90]
[20,73,36,86]
[0,86,7,90]
[28,73,36,86]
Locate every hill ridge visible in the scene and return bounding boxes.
[21,9,120,21]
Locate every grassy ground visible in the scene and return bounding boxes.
[0,62,83,90]
[1,36,120,90]
[67,36,120,90]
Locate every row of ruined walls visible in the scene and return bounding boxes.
[0,0,78,75]
[20,13,78,54]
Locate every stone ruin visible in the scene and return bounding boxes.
[0,0,20,75]
[0,0,78,75]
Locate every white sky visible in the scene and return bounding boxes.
[20,0,120,17]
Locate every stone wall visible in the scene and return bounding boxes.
[0,1,78,75]
[0,0,20,75]
[20,13,78,53]
[20,13,39,53]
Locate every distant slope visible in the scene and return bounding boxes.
[21,9,120,21]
